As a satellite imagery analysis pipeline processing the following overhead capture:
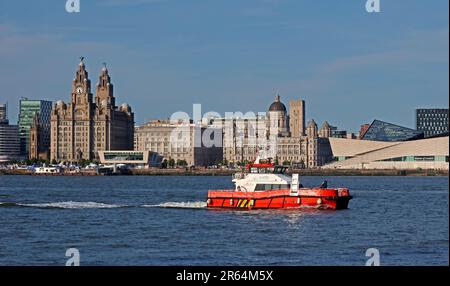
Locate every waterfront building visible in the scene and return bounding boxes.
[209,95,331,168]
[289,99,305,137]
[346,132,357,139]
[29,113,49,160]
[416,108,449,138]
[329,125,347,138]
[213,115,268,164]
[267,94,289,138]
[359,123,370,139]
[305,120,333,168]
[362,119,424,142]
[98,150,162,168]
[0,106,20,163]
[324,136,449,170]
[318,122,351,139]
[50,58,134,162]
[0,104,6,121]
[17,99,52,158]
[319,121,332,138]
[134,119,222,167]
[135,95,330,168]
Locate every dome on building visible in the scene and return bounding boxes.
[268,95,286,112]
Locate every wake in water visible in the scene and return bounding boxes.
[0,201,207,209]
[142,201,207,209]
[0,201,126,209]
[0,200,329,210]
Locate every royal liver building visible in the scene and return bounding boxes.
[50,58,134,162]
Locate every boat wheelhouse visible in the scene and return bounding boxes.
[207,159,352,210]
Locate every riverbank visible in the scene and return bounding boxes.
[1,168,448,176]
[131,168,449,176]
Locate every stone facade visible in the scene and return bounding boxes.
[210,95,332,168]
[50,59,134,162]
[134,120,222,167]
[137,95,332,168]
[306,119,332,168]
[29,113,49,160]
[267,95,289,137]
[319,121,331,138]
[289,99,305,137]
[215,116,267,164]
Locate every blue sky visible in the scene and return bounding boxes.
[0,0,448,131]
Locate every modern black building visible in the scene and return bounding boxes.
[0,104,20,162]
[0,104,6,122]
[362,120,424,142]
[416,108,449,138]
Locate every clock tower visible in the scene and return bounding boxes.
[71,57,93,105]
[51,57,134,163]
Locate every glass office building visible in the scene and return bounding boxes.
[416,108,449,138]
[18,99,52,157]
[0,104,20,162]
[362,120,424,142]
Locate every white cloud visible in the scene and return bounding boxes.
[281,28,449,95]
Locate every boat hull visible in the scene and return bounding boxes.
[207,188,352,210]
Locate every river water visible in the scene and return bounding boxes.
[0,175,448,265]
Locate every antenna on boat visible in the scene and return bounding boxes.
[254,146,261,164]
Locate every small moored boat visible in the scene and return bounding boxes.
[34,166,61,175]
[207,158,352,210]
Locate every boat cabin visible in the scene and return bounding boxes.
[233,163,292,192]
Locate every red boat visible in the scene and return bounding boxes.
[207,159,352,210]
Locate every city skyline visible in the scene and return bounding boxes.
[0,0,448,131]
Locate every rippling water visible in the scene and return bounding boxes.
[0,175,448,265]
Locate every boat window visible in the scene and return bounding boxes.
[255,184,291,191]
[251,167,275,174]
[273,184,290,190]
[273,166,287,174]
[255,184,265,191]
[255,184,276,191]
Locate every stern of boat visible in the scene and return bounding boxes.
[334,188,353,210]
